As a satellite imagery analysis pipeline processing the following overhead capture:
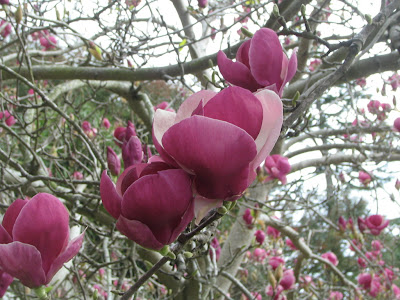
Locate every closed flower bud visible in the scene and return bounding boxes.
[107,147,121,176]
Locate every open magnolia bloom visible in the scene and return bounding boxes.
[0,194,84,289]
[217,28,297,96]
[153,86,283,203]
[100,162,195,250]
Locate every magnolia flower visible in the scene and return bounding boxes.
[102,118,111,129]
[321,252,338,266]
[0,0,10,5]
[269,256,285,270]
[365,214,389,236]
[264,155,291,184]
[255,230,265,245]
[100,163,194,250]
[72,171,83,180]
[153,86,283,202]
[329,291,343,300]
[280,270,295,290]
[114,121,136,147]
[0,194,84,288]
[107,147,121,176]
[0,110,16,127]
[217,28,297,96]
[198,0,207,8]
[394,117,400,132]
[40,35,57,50]
[367,100,381,114]
[0,271,13,297]
[266,226,280,239]
[210,237,221,261]
[285,238,297,250]
[359,171,372,186]
[308,59,321,71]
[243,208,253,226]
[356,78,367,87]
[0,20,12,38]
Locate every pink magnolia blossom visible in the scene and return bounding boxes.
[365,215,389,236]
[381,103,391,112]
[267,226,281,239]
[0,110,16,126]
[255,230,265,245]
[285,238,297,250]
[308,59,321,71]
[359,171,372,186]
[0,0,10,5]
[371,240,383,252]
[153,86,283,202]
[357,257,367,269]
[369,276,381,297]
[40,35,57,50]
[100,163,194,250]
[98,268,105,279]
[358,217,367,233]
[358,273,372,290]
[0,194,84,288]
[243,292,262,300]
[356,78,367,87]
[329,291,343,300]
[210,237,221,261]
[198,0,207,8]
[395,179,400,190]
[252,248,267,263]
[122,135,143,169]
[0,20,12,38]
[0,271,13,298]
[73,171,83,180]
[114,121,136,147]
[243,208,253,226]
[388,73,400,91]
[102,118,111,129]
[269,256,285,270]
[367,100,381,114]
[217,28,297,96]
[394,117,400,132]
[264,155,291,184]
[107,147,121,176]
[266,285,285,300]
[392,284,400,299]
[338,216,347,232]
[280,270,295,290]
[321,252,338,266]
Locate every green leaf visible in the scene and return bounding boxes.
[179,39,187,52]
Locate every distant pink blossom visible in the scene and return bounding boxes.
[309,59,321,71]
[255,230,265,245]
[367,100,381,114]
[268,256,285,270]
[357,257,367,269]
[102,118,111,129]
[356,78,367,87]
[210,237,221,261]
[252,248,267,263]
[266,225,280,239]
[73,171,83,180]
[154,101,175,112]
[198,0,207,8]
[280,270,295,290]
[359,171,372,186]
[0,110,16,127]
[285,238,297,250]
[388,73,400,91]
[264,155,291,184]
[0,20,12,38]
[394,117,400,132]
[40,35,57,50]
[329,291,343,300]
[321,252,338,266]
[243,208,253,226]
[365,215,389,236]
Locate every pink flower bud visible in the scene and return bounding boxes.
[114,121,136,147]
[394,117,400,132]
[198,0,207,8]
[388,73,400,91]
[264,155,291,184]
[107,147,121,176]
[371,240,383,252]
[122,136,143,169]
[102,118,111,129]
[285,238,297,250]
[40,35,57,50]
[154,101,175,112]
[209,237,221,261]
[266,226,280,239]
[321,252,338,266]
[217,28,297,96]
[357,257,367,269]
[73,171,83,180]
[268,256,285,270]
[82,121,91,132]
[358,273,372,290]
[359,171,372,186]
[367,100,381,114]
[309,59,321,72]
[0,194,84,288]
[254,230,265,245]
[242,208,253,226]
[356,78,366,87]
[0,110,16,127]
[0,0,10,5]
[0,20,12,38]
[280,269,295,290]
[395,179,400,190]
[381,103,391,112]
[358,217,367,233]
[338,216,347,232]
[252,248,267,263]
[329,291,343,300]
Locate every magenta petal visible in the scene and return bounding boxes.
[46,233,85,284]
[116,216,164,250]
[0,225,11,244]
[236,40,251,68]
[217,51,262,92]
[0,242,46,288]
[250,90,283,171]
[122,136,143,168]
[100,170,122,219]
[2,198,28,237]
[203,86,263,139]
[121,169,193,245]
[12,193,69,275]
[0,271,13,297]
[174,90,216,123]
[286,49,298,83]
[249,28,283,87]
[162,116,257,199]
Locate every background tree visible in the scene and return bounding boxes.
[1,0,400,299]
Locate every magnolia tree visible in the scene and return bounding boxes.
[1,0,400,299]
